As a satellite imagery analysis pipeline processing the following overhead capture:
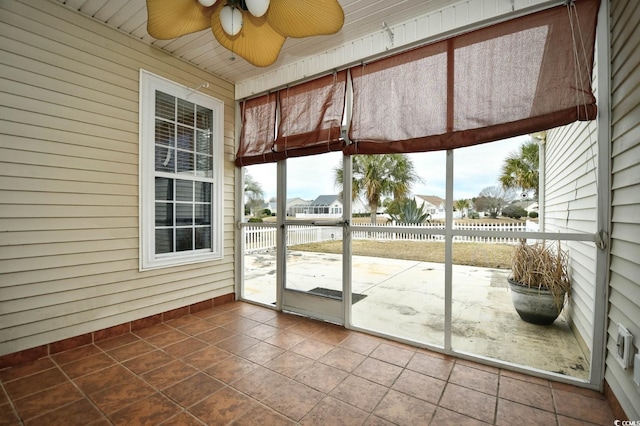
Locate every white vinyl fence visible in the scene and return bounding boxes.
[243,222,532,253]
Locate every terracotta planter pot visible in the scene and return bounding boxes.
[508,278,565,325]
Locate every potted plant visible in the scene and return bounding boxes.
[508,240,570,325]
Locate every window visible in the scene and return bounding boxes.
[139,70,224,270]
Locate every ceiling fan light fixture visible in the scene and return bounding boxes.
[145,0,344,67]
[245,0,270,17]
[220,5,243,36]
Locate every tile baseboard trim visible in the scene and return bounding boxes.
[0,292,235,369]
[603,379,629,422]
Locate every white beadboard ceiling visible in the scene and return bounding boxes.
[52,0,555,98]
[51,0,469,81]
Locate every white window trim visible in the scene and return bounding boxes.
[139,69,224,270]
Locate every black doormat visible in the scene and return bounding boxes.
[308,287,367,304]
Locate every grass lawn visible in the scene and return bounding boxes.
[290,240,513,269]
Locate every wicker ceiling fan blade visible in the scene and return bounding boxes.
[211,9,287,67]
[266,0,345,38]
[146,0,214,40]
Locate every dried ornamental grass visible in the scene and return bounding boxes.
[509,240,570,311]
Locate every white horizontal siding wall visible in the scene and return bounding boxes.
[235,0,556,99]
[605,0,640,419]
[0,0,236,356]
[545,119,599,358]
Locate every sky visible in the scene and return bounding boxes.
[244,135,530,203]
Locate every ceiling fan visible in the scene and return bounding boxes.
[146,0,345,67]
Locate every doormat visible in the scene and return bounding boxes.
[308,287,367,304]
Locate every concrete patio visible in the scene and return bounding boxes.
[243,250,591,381]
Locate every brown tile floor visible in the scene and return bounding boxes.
[0,302,616,425]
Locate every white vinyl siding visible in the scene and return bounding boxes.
[605,0,640,419]
[0,0,235,356]
[545,120,598,357]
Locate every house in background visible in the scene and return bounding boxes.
[415,195,468,219]
[285,198,311,217]
[259,197,308,217]
[0,0,639,420]
[289,195,367,218]
[415,195,447,219]
[513,200,539,215]
[263,199,277,216]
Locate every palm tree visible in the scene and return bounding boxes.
[499,139,539,199]
[244,172,265,217]
[335,154,421,223]
[454,199,471,218]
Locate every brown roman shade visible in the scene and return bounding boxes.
[275,70,347,157]
[235,71,347,166]
[345,0,600,155]
[235,0,600,165]
[235,93,277,166]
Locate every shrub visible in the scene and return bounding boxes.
[502,205,528,219]
[528,211,539,218]
[468,211,480,219]
[262,208,272,216]
[388,198,431,224]
[248,217,263,223]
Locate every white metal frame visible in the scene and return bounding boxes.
[234,0,609,389]
[591,0,612,392]
[237,148,603,389]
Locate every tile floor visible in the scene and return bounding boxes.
[0,301,615,425]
